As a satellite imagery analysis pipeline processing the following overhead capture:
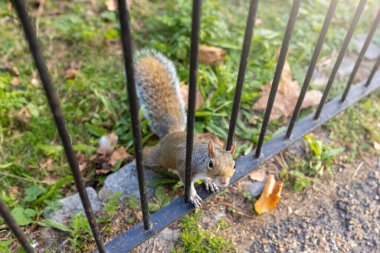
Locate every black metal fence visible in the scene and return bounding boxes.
[1,0,380,252]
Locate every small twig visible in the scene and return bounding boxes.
[35,0,45,37]
[294,206,306,216]
[221,222,240,233]
[274,153,289,171]
[351,162,364,180]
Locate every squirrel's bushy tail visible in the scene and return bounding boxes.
[134,49,186,138]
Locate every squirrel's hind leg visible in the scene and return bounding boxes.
[143,145,161,169]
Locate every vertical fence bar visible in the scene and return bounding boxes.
[116,0,151,230]
[226,0,259,151]
[314,0,367,119]
[11,1,106,252]
[341,10,380,102]
[286,0,338,138]
[254,0,301,158]
[365,55,380,87]
[185,0,202,203]
[0,199,34,253]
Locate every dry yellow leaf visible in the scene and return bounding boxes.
[254,174,283,214]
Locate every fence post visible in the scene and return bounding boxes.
[226,0,259,151]
[365,55,380,87]
[11,1,106,252]
[185,0,202,203]
[255,0,301,158]
[341,10,380,101]
[286,0,338,138]
[116,0,152,230]
[314,0,367,119]
[0,199,34,253]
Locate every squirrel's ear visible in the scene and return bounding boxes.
[230,143,236,155]
[208,140,215,156]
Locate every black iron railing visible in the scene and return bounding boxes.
[1,0,380,252]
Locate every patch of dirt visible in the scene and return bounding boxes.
[201,155,379,252]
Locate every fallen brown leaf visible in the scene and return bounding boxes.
[64,68,79,79]
[254,174,283,214]
[196,132,225,148]
[302,90,323,108]
[250,114,260,125]
[39,158,54,171]
[41,176,58,185]
[15,107,31,125]
[109,146,132,166]
[248,168,266,182]
[95,169,111,175]
[198,45,226,66]
[76,152,89,174]
[135,211,142,221]
[79,162,88,173]
[253,59,323,120]
[180,82,203,110]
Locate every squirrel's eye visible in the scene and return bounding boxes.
[234,164,236,170]
[208,160,213,168]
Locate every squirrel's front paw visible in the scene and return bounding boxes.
[203,179,219,193]
[190,193,202,208]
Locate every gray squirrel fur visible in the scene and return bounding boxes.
[134,49,186,138]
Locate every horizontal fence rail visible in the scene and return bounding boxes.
[1,0,380,252]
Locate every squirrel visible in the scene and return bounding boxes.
[134,49,236,207]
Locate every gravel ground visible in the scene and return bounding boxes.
[249,168,379,252]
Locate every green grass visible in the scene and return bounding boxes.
[326,92,380,158]
[280,91,380,192]
[173,210,234,253]
[0,0,379,251]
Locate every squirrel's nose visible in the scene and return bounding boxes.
[220,177,229,186]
